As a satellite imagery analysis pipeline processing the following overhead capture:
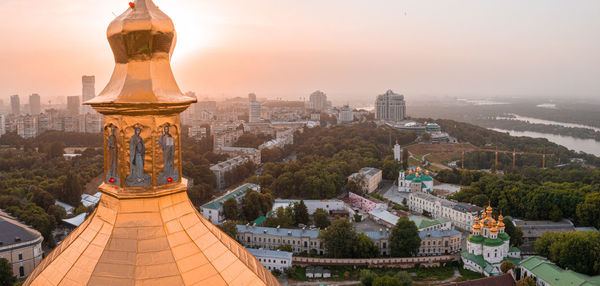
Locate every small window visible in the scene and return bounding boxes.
[18,253,23,260]
[19,266,24,277]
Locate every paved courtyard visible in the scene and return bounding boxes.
[381,186,411,206]
[354,217,384,233]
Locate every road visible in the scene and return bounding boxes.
[286,268,463,286]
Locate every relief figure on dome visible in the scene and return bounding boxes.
[106,125,121,185]
[126,127,151,187]
[158,125,179,185]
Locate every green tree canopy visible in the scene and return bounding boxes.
[320,218,356,258]
[353,233,379,258]
[60,172,83,206]
[577,193,600,229]
[223,198,239,220]
[535,231,600,275]
[219,220,239,240]
[359,269,377,286]
[500,261,515,273]
[503,217,523,247]
[389,217,421,257]
[242,191,273,221]
[373,275,402,286]
[294,200,310,226]
[517,276,536,286]
[313,208,330,229]
[0,258,15,286]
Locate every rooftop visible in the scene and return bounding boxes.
[441,273,515,286]
[62,213,88,228]
[237,225,320,239]
[202,183,259,210]
[209,156,249,171]
[246,248,293,260]
[419,229,461,239]
[519,256,600,286]
[0,209,42,248]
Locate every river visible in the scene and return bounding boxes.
[497,114,600,132]
[490,128,600,157]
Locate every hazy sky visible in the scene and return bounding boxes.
[1,0,599,105]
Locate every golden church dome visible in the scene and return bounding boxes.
[497,213,505,229]
[25,1,278,285]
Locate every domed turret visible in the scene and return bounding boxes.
[497,212,505,230]
[85,0,196,114]
[25,1,279,285]
[472,217,481,233]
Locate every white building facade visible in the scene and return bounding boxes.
[375,90,406,122]
[246,248,293,272]
[338,105,353,123]
[408,191,482,231]
[348,167,383,193]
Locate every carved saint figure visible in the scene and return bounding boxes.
[106,125,120,184]
[158,125,179,184]
[126,127,151,186]
[159,126,175,175]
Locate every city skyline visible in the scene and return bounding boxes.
[1,0,599,105]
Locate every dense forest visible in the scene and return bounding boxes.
[0,129,267,246]
[0,135,103,246]
[247,123,416,199]
[440,168,600,228]
[417,118,600,168]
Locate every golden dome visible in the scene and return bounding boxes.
[497,221,505,229]
[25,1,278,285]
[490,226,499,234]
[486,203,493,214]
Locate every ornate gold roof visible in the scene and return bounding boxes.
[472,217,481,231]
[25,190,279,285]
[497,212,505,229]
[25,1,279,285]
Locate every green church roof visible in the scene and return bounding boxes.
[519,256,600,286]
[468,235,484,244]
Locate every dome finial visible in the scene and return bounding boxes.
[85,0,196,115]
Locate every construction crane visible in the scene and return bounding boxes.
[461,147,555,169]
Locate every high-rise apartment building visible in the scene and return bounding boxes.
[17,115,37,139]
[29,94,41,115]
[338,105,354,123]
[375,89,406,122]
[82,76,95,102]
[10,94,20,115]
[309,90,328,111]
[0,114,5,136]
[81,76,96,114]
[66,96,80,115]
[248,93,261,123]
